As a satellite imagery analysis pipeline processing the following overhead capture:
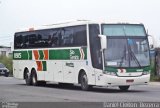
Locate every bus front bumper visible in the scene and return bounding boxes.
[99,74,150,87]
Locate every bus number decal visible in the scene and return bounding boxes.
[14,53,21,59]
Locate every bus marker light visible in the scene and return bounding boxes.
[29,28,34,31]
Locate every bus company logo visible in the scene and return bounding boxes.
[70,49,75,55]
[14,53,21,59]
[70,49,79,60]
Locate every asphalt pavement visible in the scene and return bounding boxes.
[0,76,160,102]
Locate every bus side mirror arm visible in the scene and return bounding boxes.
[98,35,107,50]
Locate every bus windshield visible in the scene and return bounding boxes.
[103,24,146,36]
[102,24,150,68]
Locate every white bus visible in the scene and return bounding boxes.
[13,20,151,91]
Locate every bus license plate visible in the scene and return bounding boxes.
[126,79,134,83]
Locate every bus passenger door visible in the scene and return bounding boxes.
[63,62,75,83]
[53,61,63,82]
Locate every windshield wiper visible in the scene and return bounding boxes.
[128,44,142,68]
[122,26,141,68]
[119,46,126,67]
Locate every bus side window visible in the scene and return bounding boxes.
[48,29,59,47]
[14,34,23,49]
[14,33,29,49]
[23,35,29,48]
[28,34,37,48]
[73,25,87,46]
[60,27,74,46]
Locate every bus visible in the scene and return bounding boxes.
[13,20,151,91]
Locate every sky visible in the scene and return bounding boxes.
[0,0,160,47]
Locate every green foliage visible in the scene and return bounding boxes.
[150,62,160,81]
[150,62,156,74]
[0,55,13,76]
[150,75,160,81]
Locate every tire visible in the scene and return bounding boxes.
[80,72,92,91]
[31,71,38,86]
[119,86,130,91]
[5,73,9,77]
[31,70,46,86]
[24,69,32,85]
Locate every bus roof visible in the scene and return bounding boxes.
[15,20,143,33]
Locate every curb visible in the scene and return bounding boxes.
[149,82,160,86]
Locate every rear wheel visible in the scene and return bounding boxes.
[80,72,92,91]
[31,70,46,86]
[24,69,32,85]
[119,86,130,91]
[31,71,38,86]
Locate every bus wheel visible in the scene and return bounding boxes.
[31,71,38,86]
[31,70,46,86]
[119,86,130,91]
[80,72,92,91]
[24,69,32,85]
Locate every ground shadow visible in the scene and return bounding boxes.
[17,83,148,93]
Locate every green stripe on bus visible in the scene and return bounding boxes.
[84,48,87,59]
[105,66,151,73]
[105,67,118,72]
[49,49,70,60]
[39,50,44,60]
[42,61,47,71]
[28,51,32,60]
[49,48,87,60]
[13,48,87,60]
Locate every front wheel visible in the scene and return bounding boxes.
[119,86,130,91]
[80,72,92,91]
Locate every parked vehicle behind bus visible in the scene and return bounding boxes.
[0,63,9,77]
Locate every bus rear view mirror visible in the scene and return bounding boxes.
[98,35,107,50]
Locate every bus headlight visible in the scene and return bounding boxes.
[142,71,150,75]
[105,72,117,76]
